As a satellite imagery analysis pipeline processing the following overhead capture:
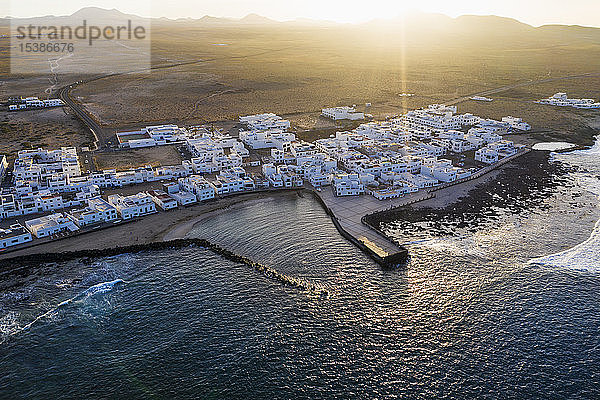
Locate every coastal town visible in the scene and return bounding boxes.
[0,101,532,252]
[535,92,600,109]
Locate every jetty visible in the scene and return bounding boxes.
[311,148,531,268]
[311,188,434,268]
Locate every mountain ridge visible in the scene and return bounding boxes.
[3,6,599,29]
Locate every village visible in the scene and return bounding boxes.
[0,101,531,251]
[535,92,600,109]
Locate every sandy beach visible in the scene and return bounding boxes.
[0,190,302,261]
[0,150,524,264]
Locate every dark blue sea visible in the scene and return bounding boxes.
[1,142,599,399]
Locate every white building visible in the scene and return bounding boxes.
[170,190,197,206]
[420,162,459,183]
[146,190,178,211]
[475,148,499,164]
[164,182,197,205]
[332,173,365,196]
[44,99,64,107]
[0,194,18,220]
[107,193,157,220]
[321,106,365,121]
[10,97,64,110]
[178,176,216,201]
[239,113,291,131]
[239,130,296,150]
[0,155,8,181]
[486,143,516,160]
[470,96,493,102]
[14,147,81,183]
[209,171,249,195]
[400,172,438,188]
[0,224,32,249]
[536,93,600,109]
[117,124,187,148]
[401,105,464,132]
[25,213,80,238]
[502,116,531,131]
[371,187,410,200]
[68,197,118,227]
[24,97,44,107]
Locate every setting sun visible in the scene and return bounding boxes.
[2,0,600,398]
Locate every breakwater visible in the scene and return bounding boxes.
[0,239,329,296]
[306,190,409,268]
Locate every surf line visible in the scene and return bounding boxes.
[0,239,331,296]
[6,279,126,338]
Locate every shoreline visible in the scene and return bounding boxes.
[0,238,329,294]
[364,149,582,241]
[0,149,531,268]
[161,196,271,241]
[0,189,302,263]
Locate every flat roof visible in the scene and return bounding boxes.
[0,225,29,239]
[116,132,152,143]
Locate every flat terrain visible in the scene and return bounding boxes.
[1,14,600,157]
[93,145,184,171]
[0,107,93,159]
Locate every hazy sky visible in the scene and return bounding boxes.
[7,0,600,27]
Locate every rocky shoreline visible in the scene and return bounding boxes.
[0,238,330,295]
[364,150,575,238]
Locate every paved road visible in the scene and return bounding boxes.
[57,84,103,151]
[55,46,297,151]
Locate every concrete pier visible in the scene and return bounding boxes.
[311,188,433,268]
[311,148,531,268]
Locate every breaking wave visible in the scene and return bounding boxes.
[529,221,600,272]
[1,279,125,341]
[530,136,600,271]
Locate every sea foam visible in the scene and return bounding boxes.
[529,221,600,272]
[2,279,125,339]
[530,136,600,271]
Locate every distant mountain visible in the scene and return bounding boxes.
[5,7,147,26]
[239,13,278,24]
[357,11,600,48]
[3,7,600,48]
[70,7,135,21]
[197,15,230,24]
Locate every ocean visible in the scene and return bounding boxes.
[0,139,599,399]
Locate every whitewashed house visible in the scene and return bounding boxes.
[25,213,80,238]
[400,172,438,188]
[0,224,32,249]
[488,140,517,157]
[475,148,499,164]
[239,113,291,131]
[321,106,364,121]
[165,182,197,206]
[502,116,531,131]
[0,155,8,181]
[107,193,157,220]
[332,173,365,196]
[178,176,216,201]
[68,197,118,227]
[146,190,178,211]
